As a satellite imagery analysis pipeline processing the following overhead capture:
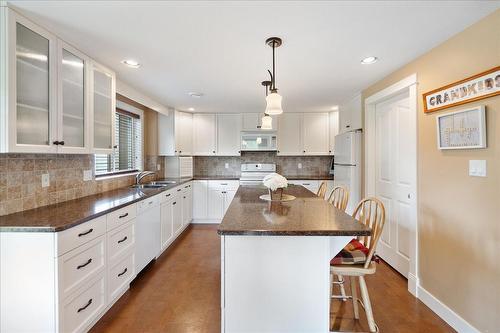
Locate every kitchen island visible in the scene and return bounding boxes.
[218,185,370,333]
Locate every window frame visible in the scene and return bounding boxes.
[94,102,144,178]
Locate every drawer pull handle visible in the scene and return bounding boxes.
[177,189,181,192]
[183,196,186,199]
[77,258,92,270]
[118,267,128,277]
[184,185,189,188]
[303,183,311,185]
[77,299,92,313]
[78,229,93,237]
[119,213,129,219]
[221,183,228,185]
[165,194,171,197]
[117,236,128,244]
[173,202,177,205]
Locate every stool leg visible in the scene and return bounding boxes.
[350,276,359,319]
[338,274,347,301]
[359,276,376,332]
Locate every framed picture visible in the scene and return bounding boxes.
[436,105,486,150]
[423,66,500,113]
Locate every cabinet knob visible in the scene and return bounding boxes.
[113,145,118,149]
[59,141,65,146]
[303,150,306,153]
[52,140,60,145]
[212,151,216,153]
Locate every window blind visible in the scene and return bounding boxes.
[95,110,142,176]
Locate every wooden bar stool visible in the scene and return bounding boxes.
[330,198,386,332]
[316,181,328,199]
[327,185,350,301]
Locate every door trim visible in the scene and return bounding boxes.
[364,73,419,296]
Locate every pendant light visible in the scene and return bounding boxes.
[261,80,273,130]
[265,37,283,115]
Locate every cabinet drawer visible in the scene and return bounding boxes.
[137,195,160,213]
[160,188,177,203]
[59,236,106,300]
[108,253,135,302]
[62,273,106,333]
[208,180,239,190]
[107,204,137,231]
[107,221,135,265]
[57,216,106,256]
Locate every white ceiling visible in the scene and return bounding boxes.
[8,1,500,113]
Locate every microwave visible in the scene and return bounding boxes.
[241,132,277,151]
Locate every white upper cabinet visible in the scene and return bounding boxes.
[158,110,193,156]
[192,113,217,156]
[217,114,241,156]
[91,62,116,153]
[277,113,302,155]
[302,112,329,155]
[329,111,339,155]
[242,113,277,131]
[57,41,90,153]
[1,8,115,154]
[339,94,362,133]
[1,9,57,153]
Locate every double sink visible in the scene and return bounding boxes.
[130,180,177,189]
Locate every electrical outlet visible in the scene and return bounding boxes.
[157,164,161,171]
[225,163,229,169]
[41,173,50,188]
[469,160,486,177]
[298,163,302,169]
[83,169,93,181]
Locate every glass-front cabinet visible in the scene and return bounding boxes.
[1,8,115,154]
[91,62,116,153]
[57,42,90,153]
[3,9,58,153]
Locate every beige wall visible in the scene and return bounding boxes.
[362,10,499,331]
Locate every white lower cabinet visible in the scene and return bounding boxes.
[0,181,196,333]
[197,180,239,222]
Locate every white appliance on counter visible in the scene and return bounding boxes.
[164,156,193,178]
[333,130,362,214]
[240,132,277,151]
[239,163,276,185]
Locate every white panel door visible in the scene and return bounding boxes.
[302,112,329,155]
[207,189,224,219]
[242,113,260,131]
[192,180,208,219]
[192,114,216,155]
[160,200,174,250]
[217,114,241,156]
[374,92,414,277]
[172,198,183,235]
[277,113,302,155]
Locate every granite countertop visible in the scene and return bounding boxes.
[284,175,334,180]
[0,178,193,233]
[217,185,370,236]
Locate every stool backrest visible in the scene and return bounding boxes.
[328,186,349,212]
[352,198,386,268]
[316,181,328,199]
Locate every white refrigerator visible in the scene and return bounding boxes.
[333,130,362,215]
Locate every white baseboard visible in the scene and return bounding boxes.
[191,219,221,224]
[408,273,419,297]
[417,285,480,333]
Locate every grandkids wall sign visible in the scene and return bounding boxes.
[423,66,499,113]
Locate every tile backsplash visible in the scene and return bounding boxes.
[0,154,163,216]
[194,152,333,177]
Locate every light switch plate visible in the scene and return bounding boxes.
[469,160,486,177]
[41,173,50,187]
[225,163,229,169]
[83,169,93,181]
[157,164,161,171]
[298,163,302,169]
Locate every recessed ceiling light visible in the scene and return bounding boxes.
[188,92,204,98]
[361,56,378,65]
[188,107,195,111]
[121,59,141,68]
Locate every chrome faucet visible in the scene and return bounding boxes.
[135,171,156,185]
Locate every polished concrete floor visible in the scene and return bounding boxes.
[90,225,454,333]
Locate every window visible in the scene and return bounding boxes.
[95,108,142,176]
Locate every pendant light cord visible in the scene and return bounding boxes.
[272,40,276,91]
